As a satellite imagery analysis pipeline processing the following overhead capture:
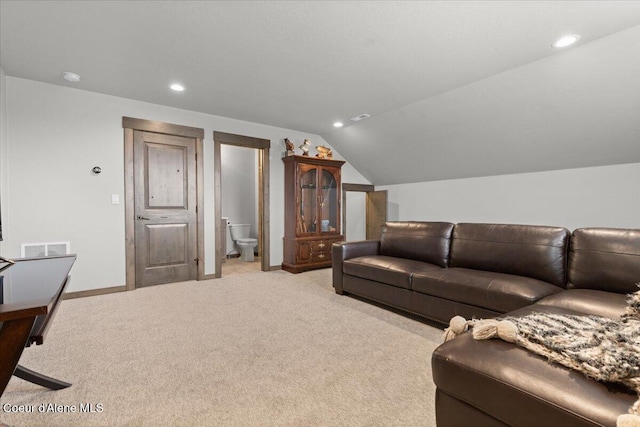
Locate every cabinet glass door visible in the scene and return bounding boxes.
[300,168,317,233]
[320,169,338,233]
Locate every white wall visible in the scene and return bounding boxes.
[0,68,6,252]
[221,144,257,254]
[379,163,640,231]
[345,192,366,241]
[4,77,370,292]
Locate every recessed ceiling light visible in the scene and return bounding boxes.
[62,71,81,82]
[552,34,581,48]
[333,122,344,128]
[170,83,185,92]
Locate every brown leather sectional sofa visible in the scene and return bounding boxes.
[332,222,640,427]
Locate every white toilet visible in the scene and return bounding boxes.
[229,224,258,262]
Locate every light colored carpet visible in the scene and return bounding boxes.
[1,269,442,426]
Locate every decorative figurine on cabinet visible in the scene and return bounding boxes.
[299,139,311,156]
[315,145,333,159]
[284,138,295,157]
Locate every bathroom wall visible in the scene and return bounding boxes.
[221,144,258,255]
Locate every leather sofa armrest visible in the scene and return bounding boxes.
[332,240,381,294]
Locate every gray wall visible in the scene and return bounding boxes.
[379,162,640,231]
[2,77,370,291]
[0,68,6,250]
[3,75,638,293]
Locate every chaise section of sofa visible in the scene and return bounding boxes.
[432,306,637,427]
[432,227,640,427]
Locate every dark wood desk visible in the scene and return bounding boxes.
[0,255,76,396]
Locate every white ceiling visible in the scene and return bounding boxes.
[1,1,639,185]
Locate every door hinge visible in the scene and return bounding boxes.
[195,205,198,213]
[194,258,200,265]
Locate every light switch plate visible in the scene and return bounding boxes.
[111,194,120,205]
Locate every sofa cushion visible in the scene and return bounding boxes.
[535,289,628,319]
[568,227,640,294]
[450,223,570,286]
[343,255,441,290]
[432,305,636,427]
[379,221,454,267]
[343,275,412,312]
[412,267,562,313]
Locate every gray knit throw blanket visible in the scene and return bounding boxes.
[443,288,640,427]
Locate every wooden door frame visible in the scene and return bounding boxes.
[342,183,374,241]
[214,131,270,278]
[123,117,205,291]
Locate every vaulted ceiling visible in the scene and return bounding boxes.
[1,1,639,185]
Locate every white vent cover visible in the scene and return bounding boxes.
[21,241,70,258]
[350,113,371,122]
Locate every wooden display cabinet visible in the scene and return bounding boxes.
[282,155,345,273]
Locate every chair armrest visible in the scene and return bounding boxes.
[332,240,381,294]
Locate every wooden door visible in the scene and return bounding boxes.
[134,131,197,287]
[366,190,387,240]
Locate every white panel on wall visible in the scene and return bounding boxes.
[21,241,70,257]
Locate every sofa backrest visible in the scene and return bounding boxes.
[568,228,640,293]
[450,223,570,286]
[380,221,454,267]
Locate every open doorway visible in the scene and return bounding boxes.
[342,183,387,241]
[214,132,270,277]
[220,145,260,275]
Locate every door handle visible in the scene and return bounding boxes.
[136,215,150,221]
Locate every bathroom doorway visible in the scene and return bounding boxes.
[214,132,270,277]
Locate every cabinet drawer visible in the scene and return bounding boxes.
[311,238,342,252]
[295,238,342,265]
[311,240,330,252]
[311,251,331,263]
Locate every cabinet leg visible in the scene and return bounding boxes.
[13,365,71,390]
